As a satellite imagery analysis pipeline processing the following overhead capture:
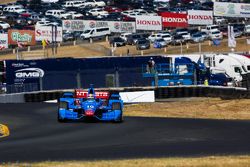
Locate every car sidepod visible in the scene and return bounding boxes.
[103,101,123,122]
[58,98,80,121]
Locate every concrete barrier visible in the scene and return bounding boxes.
[0,93,25,103]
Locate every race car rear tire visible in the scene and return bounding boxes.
[112,102,121,110]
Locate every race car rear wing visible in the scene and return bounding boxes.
[75,89,109,99]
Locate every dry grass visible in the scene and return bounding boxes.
[0,0,15,4]
[124,98,250,120]
[2,155,250,167]
[0,44,107,60]
[1,37,249,60]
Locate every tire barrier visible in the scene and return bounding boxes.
[154,86,250,99]
[20,86,250,102]
[24,91,64,102]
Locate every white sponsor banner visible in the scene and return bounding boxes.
[63,20,85,31]
[136,15,162,30]
[63,20,136,33]
[214,2,250,18]
[0,34,8,50]
[119,22,136,33]
[119,91,155,103]
[188,10,213,25]
[35,26,63,42]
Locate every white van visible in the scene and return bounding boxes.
[80,27,110,39]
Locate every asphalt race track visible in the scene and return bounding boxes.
[0,103,250,162]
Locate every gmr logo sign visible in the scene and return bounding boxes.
[15,68,45,78]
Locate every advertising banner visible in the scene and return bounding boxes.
[119,22,136,33]
[120,91,155,103]
[63,20,85,31]
[214,2,250,18]
[35,26,63,42]
[136,16,162,30]
[188,10,213,25]
[63,20,136,33]
[108,21,136,33]
[8,30,36,45]
[161,12,188,28]
[0,34,8,50]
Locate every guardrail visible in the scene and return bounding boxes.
[0,86,249,103]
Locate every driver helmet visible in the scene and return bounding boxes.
[88,93,94,99]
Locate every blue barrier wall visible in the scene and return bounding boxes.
[5,56,170,92]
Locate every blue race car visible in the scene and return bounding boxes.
[58,86,123,123]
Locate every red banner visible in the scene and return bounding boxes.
[161,12,188,28]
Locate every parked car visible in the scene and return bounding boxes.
[0,21,10,29]
[209,29,223,40]
[109,37,126,47]
[63,32,75,41]
[120,32,132,42]
[126,34,141,45]
[233,28,242,38]
[190,33,205,43]
[148,34,162,42]
[66,11,84,19]
[161,34,172,44]
[153,38,167,48]
[179,32,191,41]
[16,17,34,25]
[104,6,122,13]
[104,12,123,21]
[214,17,226,24]
[171,35,185,45]
[87,8,108,16]
[200,31,209,40]
[136,38,150,50]
[45,10,71,19]
[245,25,250,35]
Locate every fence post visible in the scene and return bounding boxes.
[76,70,81,88]
[115,67,119,87]
[164,47,167,53]
[39,77,43,91]
[141,50,144,56]
[154,72,158,87]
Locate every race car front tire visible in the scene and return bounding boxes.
[57,111,65,123]
[115,113,123,123]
